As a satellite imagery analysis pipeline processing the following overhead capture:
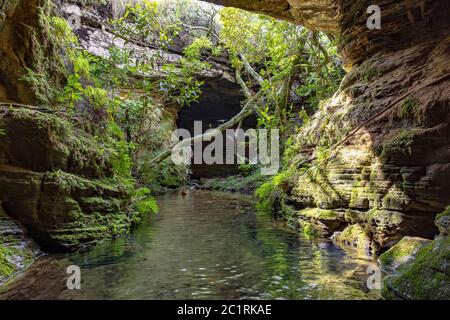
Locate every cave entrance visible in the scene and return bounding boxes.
[177,78,257,179]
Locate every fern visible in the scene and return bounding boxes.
[130,187,159,224]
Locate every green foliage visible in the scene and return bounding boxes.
[129,187,159,224]
[220,7,343,145]
[0,128,5,137]
[102,121,134,181]
[112,0,181,50]
[59,74,84,108]
[437,206,450,220]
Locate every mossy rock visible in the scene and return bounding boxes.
[382,235,450,300]
[297,208,344,236]
[332,224,372,255]
[379,236,431,273]
[0,215,39,284]
[0,108,113,178]
[298,219,321,237]
[436,206,450,235]
[298,208,339,220]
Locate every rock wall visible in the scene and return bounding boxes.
[0,108,135,253]
[206,0,338,32]
[292,0,450,250]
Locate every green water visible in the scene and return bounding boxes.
[0,190,381,300]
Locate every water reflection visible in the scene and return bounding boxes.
[0,190,381,300]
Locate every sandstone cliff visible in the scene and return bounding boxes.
[204,0,450,299]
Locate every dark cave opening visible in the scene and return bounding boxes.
[177,78,257,179]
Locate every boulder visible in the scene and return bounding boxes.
[331,224,373,255]
[379,236,431,273]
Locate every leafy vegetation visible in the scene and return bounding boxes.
[220,8,343,136]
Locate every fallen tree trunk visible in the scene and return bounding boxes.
[149,91,262,164]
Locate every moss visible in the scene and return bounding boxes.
[298,208,338,220]
[398,97,421,122]
[298,220,318,237]
[333,224,372,254]
[293,167,347,209]
[379,236,431,273]
[383,235,450,299]
[378,129,418,157]
[437,206,450,220]
[380,185,408,211]
[349,182,371,209]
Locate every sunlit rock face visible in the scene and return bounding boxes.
[205,0,338,32]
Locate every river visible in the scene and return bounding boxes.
[0,190,381,300]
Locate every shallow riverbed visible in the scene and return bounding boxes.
[0,190,381,300]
